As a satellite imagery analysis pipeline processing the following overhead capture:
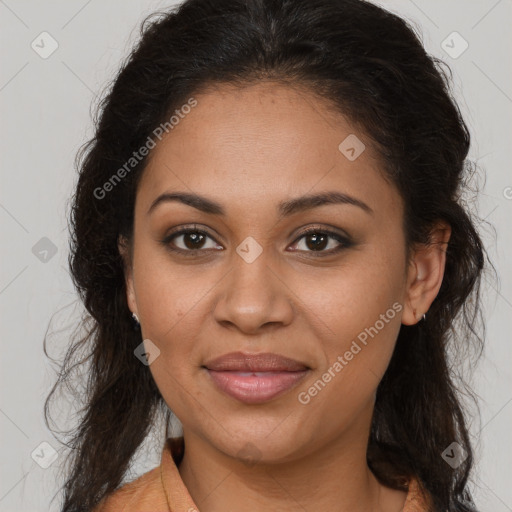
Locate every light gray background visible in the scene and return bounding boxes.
[1,1,511,511]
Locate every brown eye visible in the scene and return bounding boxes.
[181,232,206,250]
[304,233,329,251]
[290,228,352,256]
[162,228,223,254]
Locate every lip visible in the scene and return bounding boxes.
[203,352,310,404]
[204,351,309,372]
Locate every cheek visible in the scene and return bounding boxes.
[292,244,406,410]
[132,244,208,340]
[131,251,205,400]
[293,242,406,348]
[134,268,203,420]
[295,308,402,439]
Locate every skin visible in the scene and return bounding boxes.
[120,82,450,512]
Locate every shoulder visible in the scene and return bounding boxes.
[92,465,169,512]
[403,476,434,512]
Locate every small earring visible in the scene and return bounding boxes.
[413,308,425,323]
[132,312,140,328]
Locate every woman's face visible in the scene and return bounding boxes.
[123,82,423,462]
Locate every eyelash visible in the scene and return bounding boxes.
[160,224,353,258]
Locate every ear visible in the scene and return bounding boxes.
[402,221,451,325]
[118,235,138,316]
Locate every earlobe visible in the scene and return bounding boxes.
[402,222,451,326]
[125,273,138,316]
[118,235,138,316]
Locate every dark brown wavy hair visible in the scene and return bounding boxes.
[44,0,489,510]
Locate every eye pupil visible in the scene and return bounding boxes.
[184,232,205,249]
[306,233,328,251]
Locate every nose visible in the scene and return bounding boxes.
[212,250,294,335]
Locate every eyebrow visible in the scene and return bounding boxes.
[147,190,373,217]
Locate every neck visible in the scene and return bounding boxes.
[178,407,407,512]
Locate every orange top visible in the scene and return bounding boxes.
[94,437,431,512]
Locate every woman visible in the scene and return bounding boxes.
[44,0,486,510]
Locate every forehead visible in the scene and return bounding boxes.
[137,82,402,218]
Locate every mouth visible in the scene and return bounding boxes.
[203,351,310,404]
